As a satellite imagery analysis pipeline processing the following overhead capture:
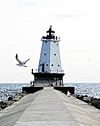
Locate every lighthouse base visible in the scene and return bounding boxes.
[32,72,65,87]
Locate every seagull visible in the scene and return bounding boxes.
[67,90,71,97]
[15,54,30,67]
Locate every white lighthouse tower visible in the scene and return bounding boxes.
[32,26,64,86]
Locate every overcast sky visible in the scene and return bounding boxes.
[0,0,100,83]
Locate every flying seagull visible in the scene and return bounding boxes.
[15,54,30,67]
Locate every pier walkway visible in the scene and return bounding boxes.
[0,87,100,126]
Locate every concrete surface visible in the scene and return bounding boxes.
[0,87,100,126]
[0,91,39,126]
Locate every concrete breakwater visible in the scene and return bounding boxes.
[0,86,100,111]
[0,86,74,110]
[0,86,100,112]
[0,87,100,126]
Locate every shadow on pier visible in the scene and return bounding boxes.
[22,86,75,95]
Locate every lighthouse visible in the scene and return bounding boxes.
[32,26,65,86]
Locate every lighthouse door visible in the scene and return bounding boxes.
[42,63,45,72]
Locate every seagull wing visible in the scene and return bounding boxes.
[24,58,30,64]
[15,54,23,64]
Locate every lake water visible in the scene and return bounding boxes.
[0,83,100,101]
[65,83,100,98]
[0,83,30,101]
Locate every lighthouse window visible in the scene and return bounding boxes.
[46,64,48,66]
[54,54,56,56]
[44,53,46,55]
[58,65,60,67]
[45,41,47,43]
[51,64,53,66]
